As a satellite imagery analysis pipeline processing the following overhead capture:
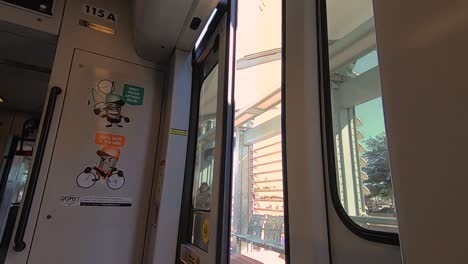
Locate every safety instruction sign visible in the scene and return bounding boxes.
[170,128,188,136]
[59,195,132,207]
[123,84,145,105]
[95,133,126,147]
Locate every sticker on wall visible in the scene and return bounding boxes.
[89,80,144,128]
[59,195,132,207]
[91,79,131,127]
[80,196,132,207]
[170,128,188,136]
[202,219,210,244]
[76,133,127,190]
[59,195,81,207]
[123,84,144,105]
[95,133,126,147]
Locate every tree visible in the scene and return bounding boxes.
[362,133,394,204]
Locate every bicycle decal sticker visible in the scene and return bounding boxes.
[76,133,127,190]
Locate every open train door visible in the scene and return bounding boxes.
[177,8,232,263]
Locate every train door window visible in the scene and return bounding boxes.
[191,64,219,251]
[322,0,398,237]
[229,0,285,263]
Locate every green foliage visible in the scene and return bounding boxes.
[362,133,394,200]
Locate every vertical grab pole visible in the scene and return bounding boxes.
[13,86,62,252]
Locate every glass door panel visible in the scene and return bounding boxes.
[229,0,285,263]
[191,65,219,251]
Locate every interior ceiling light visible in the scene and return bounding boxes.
[79,19,115,35]
[195,8,218,49]
[0,97,4,103]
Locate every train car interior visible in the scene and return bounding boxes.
[0,22,55,262]
[0,0,467,264]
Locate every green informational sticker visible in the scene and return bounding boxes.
[123,84,144,105]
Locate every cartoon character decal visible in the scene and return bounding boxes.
[94,93,130,127]
[90,80,130,127]
[76,147,125,190]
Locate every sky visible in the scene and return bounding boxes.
[353,50,387,141]
[355,97,386,140]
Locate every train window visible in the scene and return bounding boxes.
[229,0,286,263]
[321,0,399,240]
[190,64,219,251]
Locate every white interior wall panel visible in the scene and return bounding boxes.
[144,49,192,264]
[4,0,164,263]
[27,49,162,264]
[374,0,468,263]
[0,0,65,36]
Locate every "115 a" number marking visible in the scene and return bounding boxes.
[83,5,117,23]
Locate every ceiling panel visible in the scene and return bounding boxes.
[133,0,194,62]
[326,0,374,40]
[133,0,219,63]
[0,28,56,113]
[0,64,50,112]
[0,30,56,69]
